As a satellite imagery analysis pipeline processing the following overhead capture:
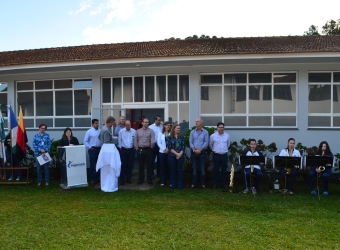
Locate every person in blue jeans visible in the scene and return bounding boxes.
[32,123,52,186]
[157,121,170,186]
[308,141,333,197]
[167,124,185,189]
[189,118,209,189]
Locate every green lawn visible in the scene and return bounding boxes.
[1,181,340,250]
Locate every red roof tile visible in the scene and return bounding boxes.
[0,36,340,67]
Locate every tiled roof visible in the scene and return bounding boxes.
[1,36,340,67]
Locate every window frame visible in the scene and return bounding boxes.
[16,78,92,128]
[200,72,298,128]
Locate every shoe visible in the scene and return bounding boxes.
[16,177,20,181]
[8,177,12,181]
[120,182,125,186]
[243,188,249,194]
[191,185,195,189]
[46,183,49,186]
[126,180,132,184]
[288,190,294,195]
[137,181,143,185]
[311,190,316,196]
[251,187,257,195]
[37,183,41,187]
[201,185,206,189]
[160,183,165,186]
[323,191,329,197]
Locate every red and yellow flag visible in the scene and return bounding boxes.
[16,106,28,162]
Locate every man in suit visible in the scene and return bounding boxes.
[99,116,116,145]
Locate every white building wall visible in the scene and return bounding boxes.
[1,58,340,154]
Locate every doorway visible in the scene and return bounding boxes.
[122,104,167,130]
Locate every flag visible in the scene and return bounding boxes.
[16,106,28,162]
[0,104,6,162]
[8,105,18,155]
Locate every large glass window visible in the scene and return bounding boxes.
[201,72,297,127]
[101,75,189,131]
[308,72,340,127]
[16,79,92,128]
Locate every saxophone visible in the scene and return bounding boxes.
[229,164,234,192]
[251,150,255,173]
[318,151,325,177]
[286,150,293,175]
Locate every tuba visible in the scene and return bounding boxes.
[318,151,326,177]
[229,164,234,192]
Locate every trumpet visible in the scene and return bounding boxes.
[229,164,234,192]
[318,151,325,177]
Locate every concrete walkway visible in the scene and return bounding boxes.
[95,160,161,191]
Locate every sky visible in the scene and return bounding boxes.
[0,0,339,52]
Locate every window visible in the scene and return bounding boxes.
[201,72,297,127]
[101,74,190,133]
[16,79,92,128]
[308,72,340,127]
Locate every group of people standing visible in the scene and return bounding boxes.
[1,115,334,197]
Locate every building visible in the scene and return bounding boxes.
[1,36,340,153]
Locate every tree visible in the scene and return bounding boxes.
[304,25,320,36]
[322,19,340,35]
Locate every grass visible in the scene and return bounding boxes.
[1,179,340,250]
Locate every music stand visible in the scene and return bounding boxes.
[306,156,333,168]
[240,156,265,194]
[274,156,301,195]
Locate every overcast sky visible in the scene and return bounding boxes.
[0,0,339,52]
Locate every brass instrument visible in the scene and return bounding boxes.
[318,151,325,177]
[286,150,293,175]
[250,151,255,173]
[229,164,234,192]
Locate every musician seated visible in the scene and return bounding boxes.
[308,141,333,197]
[243,139,263,194]
[278,138,301,195]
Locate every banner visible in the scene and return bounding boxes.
[64,145,88,188]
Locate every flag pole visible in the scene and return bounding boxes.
[8,104,14,181]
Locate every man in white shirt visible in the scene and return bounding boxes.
[149,115,163,177]
[83,119,101,184]
[209,122,230,189]
[118,120,136,185]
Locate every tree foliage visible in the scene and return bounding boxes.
[322,19,340,35]
[304,19,340,35]
[304,25,320,36]
[162,35,221,41]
